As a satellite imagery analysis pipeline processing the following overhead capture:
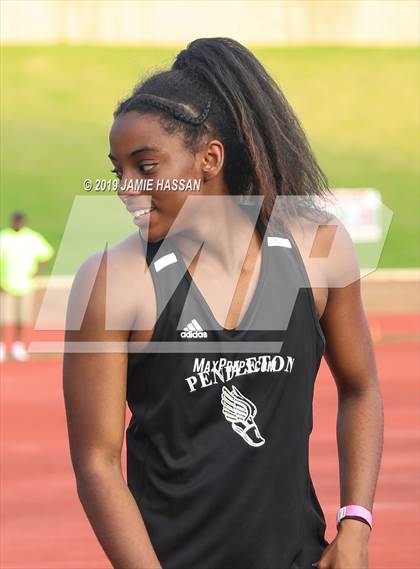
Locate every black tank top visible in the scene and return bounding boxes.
[126,216,329,569]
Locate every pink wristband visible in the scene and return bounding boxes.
[336,505,373,530]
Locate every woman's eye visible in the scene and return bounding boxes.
[110,168,122,179]
[139,163,157,174]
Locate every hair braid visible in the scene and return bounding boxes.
[122,94,212,126]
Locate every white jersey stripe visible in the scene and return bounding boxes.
[154,252,178,272]
[267,236,292,248]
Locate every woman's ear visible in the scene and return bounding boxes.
[202,139,224,181]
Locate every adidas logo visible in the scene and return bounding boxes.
[180,318,208,339]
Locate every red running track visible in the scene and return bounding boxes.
[1,314,419,569]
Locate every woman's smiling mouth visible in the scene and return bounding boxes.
[131,206,157,226]
[133,207,155,218]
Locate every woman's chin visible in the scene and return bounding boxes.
[138,221,167,243]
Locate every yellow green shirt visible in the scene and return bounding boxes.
[0,227,54,296]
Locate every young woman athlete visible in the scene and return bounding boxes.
[63,38,384,569]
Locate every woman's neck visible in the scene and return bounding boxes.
[172,198,262,275]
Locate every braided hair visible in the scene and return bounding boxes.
[120,94,212,127]
[114,37,332,227]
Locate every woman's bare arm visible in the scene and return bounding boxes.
[315,218,384,568]
[63,251,162,569]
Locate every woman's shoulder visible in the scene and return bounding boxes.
[287,210,360,289]
[67,232,152,332]
[73,231,146,282]
[283,211,360,320]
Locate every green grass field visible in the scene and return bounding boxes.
[1,45,419,268]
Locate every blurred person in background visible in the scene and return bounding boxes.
[0,210,54,361]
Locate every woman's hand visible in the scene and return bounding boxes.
[312,519,371,569]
